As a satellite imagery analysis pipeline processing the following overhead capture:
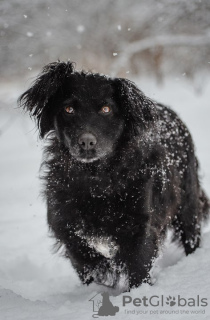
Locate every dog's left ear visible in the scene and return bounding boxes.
[18,61,75,138]
[113,78,158,134]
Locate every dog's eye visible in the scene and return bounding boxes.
[101,106,111,114]
[65,106,74,114]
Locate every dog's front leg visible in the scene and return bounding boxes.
[119,232,158,290]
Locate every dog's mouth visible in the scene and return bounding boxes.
[79,156,100,163]
[73,148,110,163]
[76,150,100,163]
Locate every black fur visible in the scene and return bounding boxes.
[18,61,209,291]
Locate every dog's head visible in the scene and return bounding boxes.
[18,61,157,163]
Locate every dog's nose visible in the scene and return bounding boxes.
[78,133,97,150]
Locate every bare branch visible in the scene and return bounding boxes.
[112,33,210,75]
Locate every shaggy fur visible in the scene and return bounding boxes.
[18,61,209,291]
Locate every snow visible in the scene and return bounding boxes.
[76,25,85,33]
[26,32,34,38]
[0,76,210,319]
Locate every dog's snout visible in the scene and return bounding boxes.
[78,133,97,150]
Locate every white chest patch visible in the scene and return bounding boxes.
[75,230,119,259]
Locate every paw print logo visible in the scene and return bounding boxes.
[166,296,176,306]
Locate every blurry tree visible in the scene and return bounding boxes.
[0,0,210,79]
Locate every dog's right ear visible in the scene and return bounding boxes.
[113,77,158,135]
[18,61,75,138]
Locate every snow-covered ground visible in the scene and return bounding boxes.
[0,76,210,320]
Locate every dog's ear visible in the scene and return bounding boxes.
[18,61,75,138]
[113,78,158,134]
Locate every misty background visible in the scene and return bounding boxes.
[1,2,210,318]
[1,0,210,83]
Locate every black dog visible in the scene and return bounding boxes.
[18,61,209,291]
